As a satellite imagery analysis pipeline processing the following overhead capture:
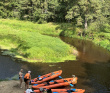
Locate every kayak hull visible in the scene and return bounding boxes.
[51,89,85,93]
[31,70,62,84]
[34,89,85,93]
[32,82,70,89]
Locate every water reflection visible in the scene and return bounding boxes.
[0,37,110,93]
[60,37,110,93]
[60,37,110,63]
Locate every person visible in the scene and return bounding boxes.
[24,71,31,89]
[26,88,34,93]
[72,75,78,87]
[19,69,23,88]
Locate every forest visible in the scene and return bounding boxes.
[0,0,110,26]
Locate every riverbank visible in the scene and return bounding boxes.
[60,24,110,52]
[0,80,30,93]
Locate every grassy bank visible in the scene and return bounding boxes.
[0,19,76,62]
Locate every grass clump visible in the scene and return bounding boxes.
[0,19,76,62]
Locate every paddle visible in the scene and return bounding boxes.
[58,76,74,87]
[38,75,41,77]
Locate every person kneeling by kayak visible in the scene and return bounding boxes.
[24,71,31,89]
[72,75,78,86]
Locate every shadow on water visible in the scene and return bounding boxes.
[0,50,61,80]
[82,61,110,93]
[0,52,42,80]
[0,36,110,93]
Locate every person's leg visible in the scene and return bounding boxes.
[27,80,29,89]
[25,82,27,89]
[20,78,22,88]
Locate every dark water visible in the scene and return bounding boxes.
[0,37,110,93]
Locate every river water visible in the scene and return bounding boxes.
[0,37,110,93]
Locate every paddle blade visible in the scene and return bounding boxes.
[70,83,74,87]
[59,76,62,79]
[71,89,76,91]
[33,84,38,86]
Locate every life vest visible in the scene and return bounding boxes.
[24,73,30,79]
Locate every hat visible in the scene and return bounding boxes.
[28,71,31,73]
[72,75,75,77]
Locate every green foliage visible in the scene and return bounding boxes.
[103,24,110,33]
[65,0,104,29]
[98,39,109,48]
[88,23,110,51]
[0,0,110,25]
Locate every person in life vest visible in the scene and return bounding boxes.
[19,69,23,88]
[24,71,31,89]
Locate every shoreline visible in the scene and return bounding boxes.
[0,80,32,93]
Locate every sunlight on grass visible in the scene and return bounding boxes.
[0,19,76,62]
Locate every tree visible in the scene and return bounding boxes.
[65,0,105,35]
[0,0,17,18]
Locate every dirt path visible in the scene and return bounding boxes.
[0,80,32,93]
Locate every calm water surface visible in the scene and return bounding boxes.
[0,37,110,93]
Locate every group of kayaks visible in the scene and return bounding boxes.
[26,70,85,93]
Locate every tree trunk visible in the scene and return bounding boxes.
[84,18,87,30]
[83,17,88,36]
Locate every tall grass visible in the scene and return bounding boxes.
[0,19,62,36]
[0,19,76,62]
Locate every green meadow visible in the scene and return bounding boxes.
[0,19,76,62]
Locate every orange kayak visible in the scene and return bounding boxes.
[51,89,85,93]
[32,78,73,88]
[34,88,85,93]
[33,82,71,89]
[31,70,62,84]
[32,77,78,89]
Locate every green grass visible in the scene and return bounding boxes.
[0,19,62,36]
[0,19,76,62]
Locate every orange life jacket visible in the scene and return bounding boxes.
[24,73,30,79]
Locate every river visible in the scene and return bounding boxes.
[0,37,110,93]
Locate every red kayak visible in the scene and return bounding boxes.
[34,88,85,93]
[31,70,62,84]
[32,78,73,88]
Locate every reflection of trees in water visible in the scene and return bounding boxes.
[60,37,110,63]
[59,36,110,92]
